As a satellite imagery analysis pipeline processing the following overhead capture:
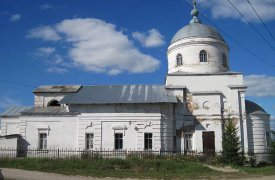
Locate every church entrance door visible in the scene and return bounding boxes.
[202,131,215,154]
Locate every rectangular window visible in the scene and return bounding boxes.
[266,131,270,147]
[144,133,153,150]
[86,133,94,149]
[39,133,47,150]
[115,133,123,150]
[184,133,193,151]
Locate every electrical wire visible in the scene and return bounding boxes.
[246,0,275,42]
[183,0,275,68]
[227,0,275,52]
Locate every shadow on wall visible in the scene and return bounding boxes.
[18,136,30,157]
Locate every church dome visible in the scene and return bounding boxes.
[166,1,230,74]
[245,100,266,114]
[171,23,225,44]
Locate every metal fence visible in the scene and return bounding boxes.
[0,148,274,165]
[0,148,199,159]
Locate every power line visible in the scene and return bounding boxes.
[246,0,275,42]
[182,0,275,68]
[227,0,275,53]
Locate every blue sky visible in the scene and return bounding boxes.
[0,0,275,129]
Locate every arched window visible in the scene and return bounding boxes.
[199,50,207,62]
[222,53,227,67]
[47,100,61,107]
[176,53,183,66]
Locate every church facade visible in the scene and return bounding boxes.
[0,2,271,154]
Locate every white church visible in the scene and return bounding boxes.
[0,2,271,154]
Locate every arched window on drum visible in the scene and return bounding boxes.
[222,53,228,67]
[176,53,183,66]
[199,50,207,62]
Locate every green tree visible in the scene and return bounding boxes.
[271,130,275,154]
[222,117,244,165]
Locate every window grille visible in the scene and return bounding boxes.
[199,50,207,62]
[176,54,183,66]
[184,133,193,151]
[144,133,153,150]
[39,133,47,150]
[115,133,123,150]
[86,133,94,149]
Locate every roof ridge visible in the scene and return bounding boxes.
[81,84,165,87]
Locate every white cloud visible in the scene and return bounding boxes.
[28,18,160,75]
[47,67,68,74]
[36,47,55,56]
[40,4,54,10]
[27,25,61,41]
[244,75,275,97]
[10,14,21,22]
[52,54,64,64]
[132,29,165,48]
[198,0,275,22]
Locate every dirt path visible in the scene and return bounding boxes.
[1,168,275,180]
[0,168,138,180]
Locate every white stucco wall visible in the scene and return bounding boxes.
[76,103,174,151]
[0,136,18,149]
[0,117,21,136]
[20,115,78,149]
[247,113,270,152]
[167,37,229,73]
[166,73,248,152]
[34,93,68,107]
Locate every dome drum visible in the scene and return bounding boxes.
[167,38,229,73]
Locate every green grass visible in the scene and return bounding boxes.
[2,158,275,179]
[238,166,275,176]
[0,158,223,179]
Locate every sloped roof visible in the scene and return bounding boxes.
[245,100,266,114]
[60,85,177,104]
[0,106,32,117]
[21,107,79,115]
[33,85,81,93]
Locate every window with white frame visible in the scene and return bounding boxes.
[86,133,94,150]
[199,50,207,62]
[266,131,270,147]
[39,133,47,150]
[184,133,193,151]
[144,133,153,150]
[115,133,123,150]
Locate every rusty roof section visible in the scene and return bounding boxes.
[60,85,178,104]
[33,85,82,93]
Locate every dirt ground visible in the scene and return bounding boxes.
[1,168,275,180]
